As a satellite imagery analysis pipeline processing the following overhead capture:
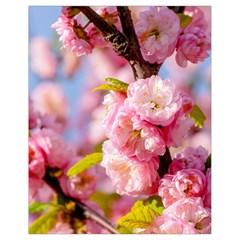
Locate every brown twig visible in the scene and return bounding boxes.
[158,147,172,178]
[78,6,160,79]
[43,169,119,234]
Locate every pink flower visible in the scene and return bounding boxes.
[31,128,75,169]
[162,112,194,148]
[29,177,44,193]
[61,6,80,18]
[143,214,198,234]
[52,14,94,57]
[158,174,177,207]
[184,6,208,31]
[103,91,127,129]
[159,169,206,207]
[59,157,96,201]
[101,140,160,196]
[176,146,208,164]
[31,182,55,203]
[107,107,166,161]
[29,135,46,191]
[173,169,206,198]
[29,37,57,79]
[62,50,80,78]
[135,6,180,64]
[32,82,69,125]
[179,92,193,114]
[168,156,206,175]
[49,222,74,234]
[164,197,211,233]
[125,75,182,126]
[175,25,211,68]
[202,168,211,208]
[29,97,40,129]
[168,146,208,175]
[29,138,46,179]
[97,6,121,30]
[40,114,64,134]
[87,23,109,48]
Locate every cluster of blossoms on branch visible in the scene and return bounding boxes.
[101,75,194,196]
[52,6,120,56]
[143,146,211,233]
[28,5,211,235]
[29,99,106,233]
[52,6,211,68]
[100,75,211,233]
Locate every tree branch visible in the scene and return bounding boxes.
[43,168,119,234]
[78,6,160,79]
[116,6,159,78]
[158,147,172,178]
[167,6,185,14]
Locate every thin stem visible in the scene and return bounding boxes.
[77,6,160,79]
[43,169,119,234]
[117,6,159,79]
[167,6,185,13]
[158,147,172,178]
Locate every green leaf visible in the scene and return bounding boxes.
[132,196,164,215]
[94,140,105,152]
[29,208,58,234]
[116,224,133,234]
[205,154,211,169]
[118,206,161,229]
[89,191,121,217]
[177,13,192,28]
[92,77,128,93]
[188,104,206,128]
[105,77,129,88]
[29,201,50,214]
[67,152,103,178]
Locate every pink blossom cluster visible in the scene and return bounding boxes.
[29,98,96,202]
[175,7,211,67]
[52,7,120,57]
[48,201,107,234]
[31,82,69,127]
[143,197,211,234]
[145,146,212,233]
[29,37,57,79]
[134,6,211,67]
[101,75,194,196]
[135,7,180,64]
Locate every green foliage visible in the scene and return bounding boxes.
[117,196,164,233]
[89,191,121,217]
[205,154,211,169]
[116,224,133,234]
[92,77,128,93]
[67,152,103,178]
[132,196,164,215]
[188,104,206,128]
[118,206,161,229]
[177,13,192,28]
[29,201,50,214]
[29,208,59,234]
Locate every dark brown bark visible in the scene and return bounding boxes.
[78,6,160,79]
[43,169,119,234]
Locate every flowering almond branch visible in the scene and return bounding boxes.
[78,6,159,79]
[43,169,119,234]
